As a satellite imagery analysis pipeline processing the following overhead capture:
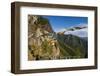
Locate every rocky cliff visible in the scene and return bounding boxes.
[28,15,60,60]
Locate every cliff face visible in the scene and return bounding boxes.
[28,15,53,35]
[28,15,60,60]
[28,15,88,60]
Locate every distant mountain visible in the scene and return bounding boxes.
[80,37,88,41]
[57,34,88,58]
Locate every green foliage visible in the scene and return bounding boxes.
[38,16,49,25]
[41,39,52,54]
[58,39,76,58]
[57,34,87,59]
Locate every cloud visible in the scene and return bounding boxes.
[65,28,88,37]
[62,23,88,37]
[54,23,88,37]
[65,23,88,37]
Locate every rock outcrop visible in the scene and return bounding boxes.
[28,15,60,60]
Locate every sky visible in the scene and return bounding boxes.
[43,15,88,37]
